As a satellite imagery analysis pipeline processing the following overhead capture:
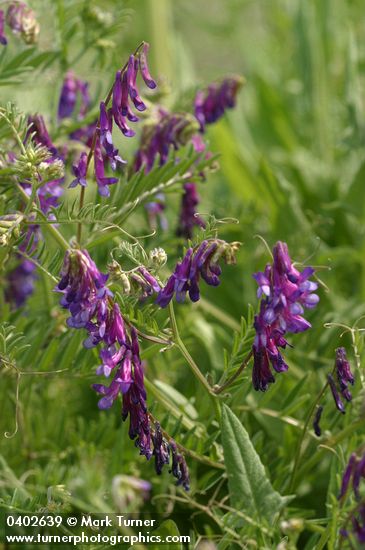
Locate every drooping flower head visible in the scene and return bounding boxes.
[134,110,200,173]
[194,75,244,131]
[252,241,319,391]
[6,2,39,44]
[335,347,354,402]
[56,249,189,489]
[85,42,156,196]
[156,239,240,308]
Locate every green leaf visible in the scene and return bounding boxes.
[221,404,288,522]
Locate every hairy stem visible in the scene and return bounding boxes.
[168,302,221,422]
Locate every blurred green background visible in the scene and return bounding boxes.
[1,1,365,548]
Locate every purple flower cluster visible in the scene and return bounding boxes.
[328,347,354,413]
[339,451,365,543]
[58,72,90,121]
[177,183,206,239]
[194,76,243,132]
[134,109,198,173]
[56,249,189,488]
[252,241,319,391]
[156,239,239,308]
[152,424,190,490]
[71,42,156,197]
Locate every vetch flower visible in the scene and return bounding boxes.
[56,249,189,489]
[169,440,190,491]
[139,43,157,89]
[93,133,118,197]
[69,151,88,188]
[328,374,345,414]
[99,101,126,170]
[335,347,354,402]
[5,259,36,307]
[252,241,319,391]
[156,239,240,308]
[312,405,323,437]
[194,75,244,131]
[6,1,39,44]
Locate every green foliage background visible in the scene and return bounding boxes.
[0,1,365,548]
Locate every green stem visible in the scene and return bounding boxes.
[168,302,221,422]
[288,377,329,493]
[17,185,69,251]
[213,349,253,394]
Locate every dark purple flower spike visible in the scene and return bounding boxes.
[252,241,319,391]
[335,347,354,402]
[56,249,189,489]
[194,75,244,131]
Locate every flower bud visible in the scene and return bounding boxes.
[149,247,167,267]
[6,2,40,45]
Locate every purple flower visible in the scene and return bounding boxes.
[194,76,244,131]
[156,239,239,308]
[58,72,78,119]
[112,70,136,137]
[56,248,188,489]
[69,151,88,188]
[338,451,365,544]
[339,453,357,499]
[5,259,36,307]
[56,248,110,331]
[152,422,170,474]
[58,72,90,120]
[139,43,157,89]
[93,133,118,197]
[176,183,206,239]
[0,10,7,45]
[169,440,190,491]
[26,115,58,155]
[6,2,39,44]
[252,241,319,390]
[335,347,354,402]
[145,195,168,231]
[328,374,345,414]
[129,266,161,300]
[312,405,323,437]
[134,110,199,173]
[99,101,126,170]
